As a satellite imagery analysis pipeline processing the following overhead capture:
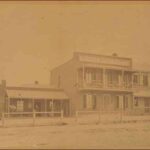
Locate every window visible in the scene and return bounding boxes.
[114,95,119,109]
[143,75,148,86]
[133,75,139,84]
[83,94,97,109]
[91,72,96,80]
[123,95,129,109]
[134,98,138,106]
[28,102,32,109]
[17,100,24,112]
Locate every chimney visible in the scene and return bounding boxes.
[34,81,39,85]
[112,53,118,57]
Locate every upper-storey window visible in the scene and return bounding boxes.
[143,75,149,86]
[133,75,139,85]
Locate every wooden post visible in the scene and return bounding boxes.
[83,64,85,87]
[60,110,64,121]
[52,99,54,117]
[103,68,106,88]
[8,97,10,118]
[75,111,78,123]
[120,108,123,123]
[32,99,34,113]
[2,113,5,127]
[45,99,47,117]
[33,111,35,126]
[98,110,101,124]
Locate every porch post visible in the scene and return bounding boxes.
[8,97,10,117]
[103,68,106,88]
[120,70,124,88]
[45,99,47,112]
[77,69,79,86]
[83,64,85,87]
[32,99,34,112]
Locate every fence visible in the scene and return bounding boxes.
[0,110,64,127]
[75,107,150,124]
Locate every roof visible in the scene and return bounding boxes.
[74,52,132,68]
[134,90,150,98]
[6,89,69,100]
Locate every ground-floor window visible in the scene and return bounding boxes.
[134,97,139,107]
[123,95,129,109]
[113,95,119,109]
[17,100,24,112]
[103,94,111,109]
[83,94,97,109]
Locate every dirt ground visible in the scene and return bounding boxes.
[0,119,150,149]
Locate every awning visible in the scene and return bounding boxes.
[134,90,150,98]
[6,89,69,100]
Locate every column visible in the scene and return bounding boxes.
[83,64,85,87]
[8,97,10,117]
[103,68,106,88]
[45,99,47,112]
[32,99,34,112]
[119,70,124,88]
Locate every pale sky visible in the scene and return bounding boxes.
[0,1,150,86]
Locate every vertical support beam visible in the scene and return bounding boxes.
[33,111,35,126]
[77,69,79,87]
[60,109,63,122]
[52,99,54,117]
[45,99,47,112]
[45,99,47,117]
[61,99,63,112]
[98,110,101,124]
[103,68,106,88]
[131,72,134,88]
[2,112,5,127]
[32,99,34,112]
[121,70,124,88]
[8,97,10,115]
[75,111,78,123]
[83,64,85,87]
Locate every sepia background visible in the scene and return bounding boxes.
[0,1,150,86]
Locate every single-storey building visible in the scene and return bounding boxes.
[0,80,70,116]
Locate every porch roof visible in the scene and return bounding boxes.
[134,90,150,98]
[6,89,69,100]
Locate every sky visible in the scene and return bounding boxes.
[0,1,150,86]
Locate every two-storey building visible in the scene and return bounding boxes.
[51,52,147,115]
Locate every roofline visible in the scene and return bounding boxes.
[50,58,73,71]
[74,51,132,61]
[6,86,65,91]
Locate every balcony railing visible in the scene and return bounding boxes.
[83,80,103,88]
[78,80,132,91]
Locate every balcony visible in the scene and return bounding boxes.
[78,80,132,92]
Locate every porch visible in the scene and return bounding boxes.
[5,88,70,117]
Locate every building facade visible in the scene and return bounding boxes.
[51,52,150,115]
